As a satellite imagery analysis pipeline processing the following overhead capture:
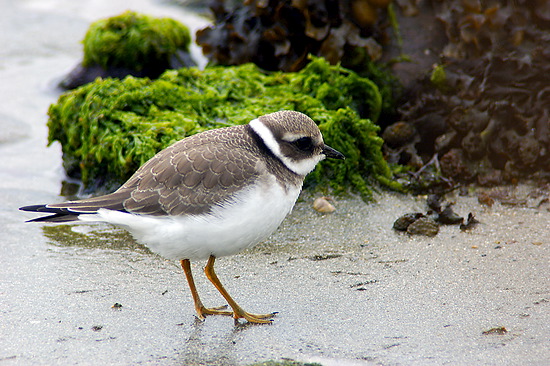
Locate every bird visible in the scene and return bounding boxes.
[20,110,345,323]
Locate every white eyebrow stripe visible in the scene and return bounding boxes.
[249,118,283,157]
[282,132,304,141]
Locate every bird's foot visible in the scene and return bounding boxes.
[232,308,278,324]
[196,304,232,319]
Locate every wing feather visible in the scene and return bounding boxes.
[120,126,261,216]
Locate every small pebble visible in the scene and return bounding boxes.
[477,192,495,207]
[482,326,508,335]
[460,212,480,231]
[313,196,336,213]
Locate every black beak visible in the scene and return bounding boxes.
[322,144,345,160]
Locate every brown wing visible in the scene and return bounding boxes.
[121,127,260,216]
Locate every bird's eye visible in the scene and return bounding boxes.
[292,137,314,152]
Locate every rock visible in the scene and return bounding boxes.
[60,11,194,89]
[382,121,416,148]
[393,212,424,231]
[436,205,464,225]
[406,217,439,237]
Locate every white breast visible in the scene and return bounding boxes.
[81,176,302,260]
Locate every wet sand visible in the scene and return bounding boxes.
[1,1,548,365]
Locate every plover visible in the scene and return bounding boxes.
[20,110,345,323]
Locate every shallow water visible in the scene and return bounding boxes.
[1,1,549,365]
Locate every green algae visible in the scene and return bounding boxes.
[48,57,399,199]
[248,361,322,366]
[82,10,191,71]
[42,225,149,253]
[430,64,450,93]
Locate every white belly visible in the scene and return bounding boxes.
[81,180,302,260]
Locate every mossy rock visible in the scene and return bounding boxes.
[60,11,194,89]
[48,57,400,199]
[82,10,191,71]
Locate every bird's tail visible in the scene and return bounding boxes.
[20,191,129,223]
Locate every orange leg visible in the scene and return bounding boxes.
[180,259,232,319]
[204,255,277,324]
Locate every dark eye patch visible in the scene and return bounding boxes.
[292,137,314,152]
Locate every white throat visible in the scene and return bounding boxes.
[249,118,323,176]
